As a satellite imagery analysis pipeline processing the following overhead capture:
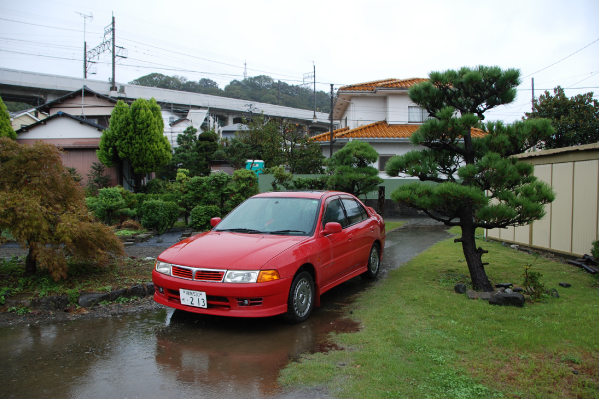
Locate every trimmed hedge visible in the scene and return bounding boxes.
[190,205,221,231]
[141,200,179,234]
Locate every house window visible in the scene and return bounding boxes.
[379,155,393,172]
[408,106,430,123]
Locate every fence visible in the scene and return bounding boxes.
[487,143,599,257]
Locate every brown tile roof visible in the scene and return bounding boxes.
[311,121,486,142]
[339,78,428,92]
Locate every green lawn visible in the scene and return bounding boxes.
[384,221,407,232]
[279,231,599,398]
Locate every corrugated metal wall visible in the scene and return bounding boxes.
[487,144,599,257]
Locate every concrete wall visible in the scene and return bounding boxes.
[487,144,599,257]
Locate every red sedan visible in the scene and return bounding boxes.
[152,191,385,323]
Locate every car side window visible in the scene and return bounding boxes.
[341,198,368,226]
[322,199,348,228]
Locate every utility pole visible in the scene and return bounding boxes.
[329,84,334,158]
[111,15,116,91]
[75,11,93,79]
[531,77,535,112]
[313,62,316,122]
[76,11,92,118]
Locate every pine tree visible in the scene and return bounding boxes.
[386,66,556,291]
[327,140,383,198]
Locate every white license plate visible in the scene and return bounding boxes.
[180,289,207,308]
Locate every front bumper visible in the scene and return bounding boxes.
[152,270,291,318]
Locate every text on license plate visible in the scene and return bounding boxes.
[180,289,207,308]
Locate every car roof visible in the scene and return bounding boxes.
[253,191,345,200]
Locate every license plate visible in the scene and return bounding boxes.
[180,289,207,308]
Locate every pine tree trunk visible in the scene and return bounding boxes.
[459,210,494,292]
[25,246,37,277]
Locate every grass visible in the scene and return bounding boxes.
[384,221,407,232]
[0,256,154,306]
[279,229,599,398]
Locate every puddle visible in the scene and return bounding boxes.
[0,224,450,398]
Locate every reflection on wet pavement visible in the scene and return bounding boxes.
[0,224,449,399]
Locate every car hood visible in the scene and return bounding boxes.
[157,231,308,270]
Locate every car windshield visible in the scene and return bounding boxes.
[214,197,321,236]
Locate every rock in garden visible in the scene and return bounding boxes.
[129,284,146,298]
[144,257,155,261]
[466,290,492,300]
[510,245,519,250]
[488,292,525,307]
[505,288,513,294]
[513,287,524,293]
[78,292,110,307]
[559,282,571,288]
[495,283,513,288]
[549,288,560,298]
[454,283,467,294]
[156,238,163,243]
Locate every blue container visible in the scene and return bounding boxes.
[245,159,265,175]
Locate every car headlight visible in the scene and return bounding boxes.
[156,261,172,275]
[224,270,259,283]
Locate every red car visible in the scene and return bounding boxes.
[152,191,385,323]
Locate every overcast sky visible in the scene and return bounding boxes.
[1,0,598,122]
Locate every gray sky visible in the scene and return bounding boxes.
[1,0,598,122]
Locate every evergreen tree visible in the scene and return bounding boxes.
[386,66,556,291]
[98,98,172,192]
[86,162,112,195]
[0,96,17,140]
[525,86,599,149]
[327,140,383,197]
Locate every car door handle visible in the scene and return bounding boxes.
[348,234,353,241]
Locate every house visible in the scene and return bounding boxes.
[10,108,48,131]
[312,78,485,176]
[15,111,119,188]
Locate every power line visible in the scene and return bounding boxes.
[522,37,599,79]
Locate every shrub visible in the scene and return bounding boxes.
[230,169,259,209]
[291,176,329,190]
[591,240,599,259]
[144,178,171,194]
[120,220,142,230]
[190,205,221,231]
[141,200,180,234]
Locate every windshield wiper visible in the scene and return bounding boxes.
[218,228,265,234]
[268,230,306,235]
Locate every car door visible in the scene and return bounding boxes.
[339,196,377,272]
[315,196,354,287]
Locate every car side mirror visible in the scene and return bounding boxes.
[322,222,342,235]
[210,217,222,227]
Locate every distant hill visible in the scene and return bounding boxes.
[129,73,332,114]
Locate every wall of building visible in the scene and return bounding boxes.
[48,95,114,117]
[487,144,599,257]
[342,96,387,129]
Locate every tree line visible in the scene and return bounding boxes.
[129,73,332,113]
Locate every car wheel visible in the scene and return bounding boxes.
[283,271,314,324]
[361,244,380,279]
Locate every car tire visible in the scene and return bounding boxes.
[283,271,314,324]
[361,244,380,280]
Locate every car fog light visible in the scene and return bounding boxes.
[242,299,249,306]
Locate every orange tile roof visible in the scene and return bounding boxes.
[311,121,486,142]
[339,78,428,92]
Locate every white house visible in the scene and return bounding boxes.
[312,78,485,176]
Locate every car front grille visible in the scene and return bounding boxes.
[170,266,226,282]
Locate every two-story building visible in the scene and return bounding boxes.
[312,78,484,177]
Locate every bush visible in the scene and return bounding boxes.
[144,178,171,194]
[141,200,180,234]
[291,176,329,190]
[120,220,142,230]
[190,205,221,231]
[591,240,599,259]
